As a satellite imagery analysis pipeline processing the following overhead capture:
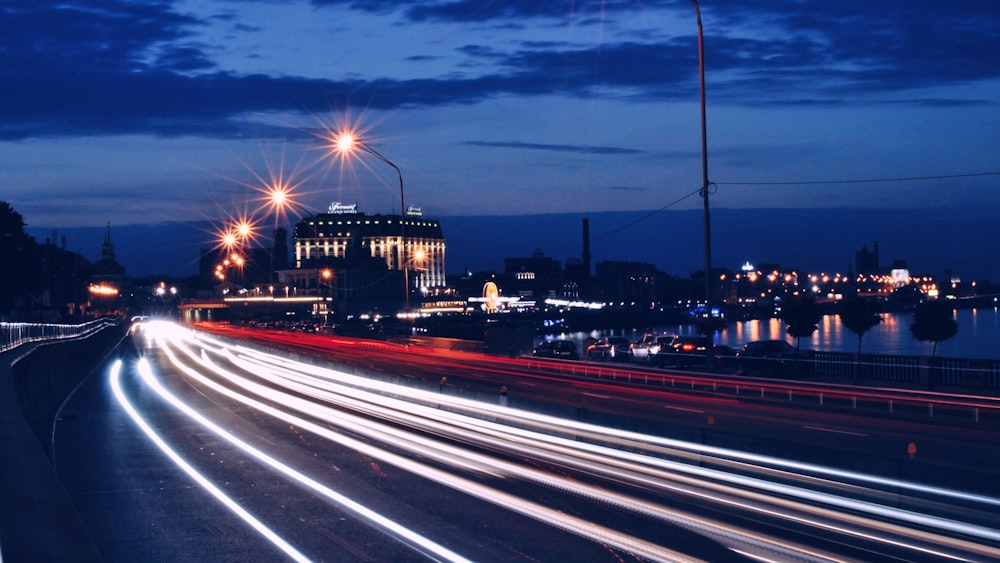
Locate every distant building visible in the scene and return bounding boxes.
[35,232,91,321]
[290,203,446,310]
[855,241,879,275]
[88,223,128,316]
[504,249,563,301]
[562,257,585,299]
[91,223,126,285]
[594,260,657,305]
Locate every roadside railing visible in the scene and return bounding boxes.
[0,317,120,354]
[522,354,1000,425]
[811,351,1000,390]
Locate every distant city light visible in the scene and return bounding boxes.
[89,284,118,296]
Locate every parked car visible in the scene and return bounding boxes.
[735,339,797,375]
[586,336,632,361]
[630,333,676,363]
[655,335,710,368]
[532,339,578,360]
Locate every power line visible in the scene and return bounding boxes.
[590,188,701,244]
[716,171,1000,186]
[548,170,997,261]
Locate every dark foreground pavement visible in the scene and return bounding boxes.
[0,328,124,563]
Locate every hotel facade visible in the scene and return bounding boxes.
[293,202,447,293]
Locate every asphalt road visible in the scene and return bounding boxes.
[52,330,745,561]
[204,323,1000,498]
[40,322,1000,561]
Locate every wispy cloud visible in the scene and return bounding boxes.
[464,140,642,155]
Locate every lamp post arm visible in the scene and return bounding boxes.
[358,141,409,308]
[357,143,405,218]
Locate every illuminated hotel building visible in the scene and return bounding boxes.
[292,203,446,290]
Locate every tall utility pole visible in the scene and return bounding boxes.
[692,1,714,369]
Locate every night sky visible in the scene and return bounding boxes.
[2,1,999,278]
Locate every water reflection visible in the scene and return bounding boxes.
[543,307,1000,360]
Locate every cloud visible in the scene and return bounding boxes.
[464,140,642,155]
[309,0,644,22]
[2,0,998,142]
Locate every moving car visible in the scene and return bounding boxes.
[629,333,676,363]
[532,339,578,360]
[655,335,710,368]
[586,336,632,361]
[734,339,797,376]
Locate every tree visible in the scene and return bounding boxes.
[910,300,958,359]
[838,297,883,384]
[0,201,43,318]
[781,296,821,352]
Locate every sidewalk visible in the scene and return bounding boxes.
[0,344,100,563]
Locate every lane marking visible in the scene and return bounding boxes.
[802,426,868,437]
[664,406,704,414]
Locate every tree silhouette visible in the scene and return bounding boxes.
[910,300,958,359]
[838,297,883,384]
[0,201,42,318]
[781,296,821,352]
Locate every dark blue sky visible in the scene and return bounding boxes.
[3,1,999,278]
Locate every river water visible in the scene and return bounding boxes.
[554,307,1000,361]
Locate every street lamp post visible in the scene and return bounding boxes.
[334,134,409,309]
[692,0,714,368]
[268,188,288,284]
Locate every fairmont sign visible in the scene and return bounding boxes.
[328,202,359,214]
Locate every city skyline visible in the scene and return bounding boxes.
[29,206,1000,283]
[2,1,998,230]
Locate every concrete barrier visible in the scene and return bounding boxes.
[0,323,124,563]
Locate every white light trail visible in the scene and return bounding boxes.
[215,343,1000,560]
[136,322,1000,561]
[225,335,1000,511]
[108,358,310,563]
[153,327,702,562]
[130,351,473,563]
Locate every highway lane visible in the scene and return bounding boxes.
[201,323,1000,500]
[52,321,1000,561]
[56,323,743,561]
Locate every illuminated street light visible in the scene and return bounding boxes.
[222,231,237,250]
[332,131,409,308]
[320,268,333,299]
[236,221,252,239]
[270,186,287,208]
[406,248,428,306]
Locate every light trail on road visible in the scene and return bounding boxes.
[108,358,311,563]
[121,321,1000,561]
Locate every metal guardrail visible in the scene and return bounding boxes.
[522,355,1000,425]
[812,351,1000,389]
[0,317,120,354]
